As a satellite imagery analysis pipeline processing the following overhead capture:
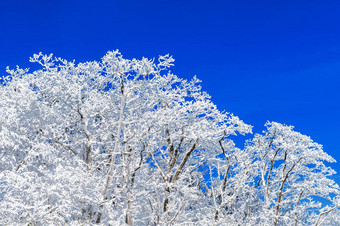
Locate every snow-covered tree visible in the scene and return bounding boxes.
[0,51,339,225]
[245,122,340,225]
[0,50,251,224]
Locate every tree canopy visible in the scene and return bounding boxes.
[0,51,339,225]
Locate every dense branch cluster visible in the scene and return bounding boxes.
[0,51,339,225]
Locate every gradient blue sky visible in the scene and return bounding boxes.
[1,0,339,182]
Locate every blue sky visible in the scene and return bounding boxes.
[1,0,340,182]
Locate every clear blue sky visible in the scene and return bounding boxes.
[1,0,339,182]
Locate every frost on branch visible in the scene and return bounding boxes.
[0,51,338,225]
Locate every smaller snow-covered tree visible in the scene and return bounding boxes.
[246,122,340,225]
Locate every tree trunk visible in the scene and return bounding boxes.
[96,82,126,223]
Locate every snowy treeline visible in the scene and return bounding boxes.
[0,51,339,225]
